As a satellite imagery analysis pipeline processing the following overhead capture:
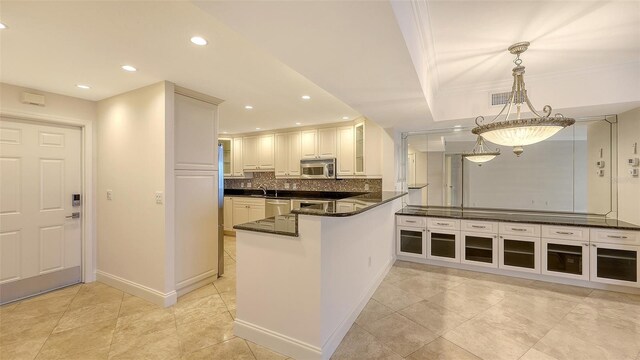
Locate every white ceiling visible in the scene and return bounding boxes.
[0,1,360,134]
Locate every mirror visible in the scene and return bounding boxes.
[404,116,616,215]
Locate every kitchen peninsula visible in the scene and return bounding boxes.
[233,191,406,360]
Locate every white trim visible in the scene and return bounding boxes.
[234,319,322,360]
[96,270,177,307]
[175,269,218,296]
[0,109,96,284]
[320,258,394,359]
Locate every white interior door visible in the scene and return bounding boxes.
[0,118,82,303]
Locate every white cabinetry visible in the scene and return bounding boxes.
[243,136,259,170]
[397,216,427,258]
[232,198,266,226]
[301,130,317,159]
[541,225,590,281]
[354,120,382,177]
[427,218,460,263]
[259,134,275,169]
[337,126,354,176]
[232,137,245,177]
[317,128,336,158]
[275,132,301,177]
[589,229,639,287]
[174,93,218,171]
[461,220,499,268]
[243,135,274,171]
[219,138,232,177]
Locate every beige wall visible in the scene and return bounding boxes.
[618,107,640,225]
[97,82,171,294]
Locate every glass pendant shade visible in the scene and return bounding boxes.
[463,136,500,164]
[465,154,498,163]
[471,42,574,155]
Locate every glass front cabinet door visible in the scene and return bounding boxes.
[499,235,540,273]
[427,229,460,263]
[542,238,590,281]
[590,243,639,287]
[397,226,427,258]
[461,232,498,268]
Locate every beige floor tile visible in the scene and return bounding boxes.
[183,338,254,360]
[177,311,235,354]
[361,313,438,357]
[583,290,640,325]
[178,284,219,303]
[246,340,288,360]
[519,348,559,360]
[518,280,593,302]
[109,327,182,360]
[37,319,116,359]
[355,299,394,327]
[425,282,506,318]
[174,293,229,326]
[53,300,121,333]
[394,275,463,300]
[5,295,73,322]
[113,307,176,344]
[406,337,480,360]
[495,291,578,327]
[1,336,48,360]
[0,311,63,346]
[20,284,81,304]
[68,282,123,310]
[533,328,625,360]
[371,282,422,311]
[443,320,530,360]
[463,306,552,347]
[52,346,110,360]
[118,294,162,318]
[399,300,468,335]
[230,308,237,319]
[330,324,402,360]
[220,290,237,311]
[214,274,237,294]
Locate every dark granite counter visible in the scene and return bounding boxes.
[291,191,407,217]
[396,206,640,231]
[233,214,298,237]
[408,183,428,190]
[224,189,365,200]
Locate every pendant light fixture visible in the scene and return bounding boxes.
[471,42,575,156]
[462,136,500,165]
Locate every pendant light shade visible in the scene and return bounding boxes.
[462,136,500,164]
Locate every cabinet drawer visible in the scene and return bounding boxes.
[234,197,266,206]
[461,220,498,234]
[397,216,426,228]
[590,229,640,246]
[428,218,460,230]
[542,225,589,242]
[499,222,541,237]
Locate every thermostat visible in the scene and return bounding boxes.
[596,160,605,168]
[628,158,639,167]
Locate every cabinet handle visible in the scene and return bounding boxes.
[405,220,416,223]
[436,222,449,226]
[583,243,589,247]
[556,231,574,235]
[592,244,597,247]
[606,235,628,239]
[471,225,486,229]
[511,228,527,232]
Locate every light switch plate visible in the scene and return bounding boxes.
[155,191,163,204]
[630,168,639,177]
[106,189,113,200]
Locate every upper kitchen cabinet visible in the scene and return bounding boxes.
[174,92,219,171]
[219,138,232,177]
[354,120,382,178]
[243,134,274,171]
[337,126,354,176]
[275,131,301,177]
[301,128,337,159]
[232,137,244,177]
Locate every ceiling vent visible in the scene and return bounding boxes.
[489,90,527,107]
[21,92,46,106]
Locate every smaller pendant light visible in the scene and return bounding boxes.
[462,136,500,165]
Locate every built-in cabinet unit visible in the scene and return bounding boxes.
[232,137,245,177]
[300,128,337,159]
[397,214,640,291]
[336,126,355,176]
[219,138,232,177]
[300,130,318,159]
[354,120,382,178]
[232,198,266,226]
[243,134,274,171]
[275,132,301,177]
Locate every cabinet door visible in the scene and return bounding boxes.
[354,122,365,175]
[499,235,541,274]
[461,231,498,268]
[274,133,289,176]
[248,205,265,222]
[233,138,244,176]
[427,229,460,263]
[258,134,274,169]
[219,138,232,176]
[300,130,317,159]
[590,242,639,287]
[397,226,427,258]
[287,132,301,176]
[337,126,354,176]
[223,197,233,231]
[542,238,589,281]
[317,128,337,158]
[174,94,218,171]
[233,203,249,226]
[242,136,259,170]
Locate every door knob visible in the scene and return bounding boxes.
[66,212,80,219]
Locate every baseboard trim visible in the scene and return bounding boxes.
[96,270,177,307]
[175,270,218,297]
[235,319,322,360]
[320,257,394,359]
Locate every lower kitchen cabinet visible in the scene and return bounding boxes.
[233,198,266,226]
[542,238,590,280]
[461,231,498,268]
[427,228,460,263]
[590,242,639,287]
[397,226,427,258]
[499,234,541,274]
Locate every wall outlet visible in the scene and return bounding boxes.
[364,183,370,191]
[596,160,605,168]
[155,191,163,205]
[284,182,290,189]
[596,169,605,177]
[628,158,640,167]
[106,189,113,201]
[630,168,639,177]
[292,183,297,190]
[247,182,252,188]
[240,182,245,188]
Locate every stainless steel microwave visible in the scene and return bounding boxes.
[300,158,336,179]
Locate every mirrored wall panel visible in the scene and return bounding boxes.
[404,116,616,215]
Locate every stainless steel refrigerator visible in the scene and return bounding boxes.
[218,144,224,276]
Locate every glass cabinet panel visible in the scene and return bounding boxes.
[596,247,637,282]
[547,243,583,275]
[503,239,535,269]
[465,235,494,264]
[397,227,425,258]
[355,123,364,174]
[430,231,456,259]
[219,139,232,175]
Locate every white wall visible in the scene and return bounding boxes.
[0,82,98,282]
[618,107,640,225]
[96,82,173,299]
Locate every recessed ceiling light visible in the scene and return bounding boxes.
[244,105,253,110]
[454,128,462,132]
[121,65,137,72]
[76,84,91,89]
[295,122,302,125]
[190,36,208,46]
[342,116,349,120]
[301,95,311,100]
[255,127,261,130]
[222,131,228,134]
[454,125,462,128]
[0,23,7,30]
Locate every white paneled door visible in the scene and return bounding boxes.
[0,118,82,303]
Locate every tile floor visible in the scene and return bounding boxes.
[2,236,640,360]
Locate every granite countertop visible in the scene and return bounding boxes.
[224,189,365,200]
[291,191,407,217]
[396,206,640,231]
[233,214,299,237]
[407,183,428,190]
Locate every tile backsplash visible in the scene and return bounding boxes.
[224,172,381,193]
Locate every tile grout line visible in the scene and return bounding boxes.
[32,284,81,359]
[106,291,125,359]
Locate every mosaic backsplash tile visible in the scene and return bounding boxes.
[224,171,382,193]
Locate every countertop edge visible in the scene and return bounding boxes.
[292,192,407,217]
[233,225,299,237]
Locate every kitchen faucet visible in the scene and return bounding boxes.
[257,185,267,196]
